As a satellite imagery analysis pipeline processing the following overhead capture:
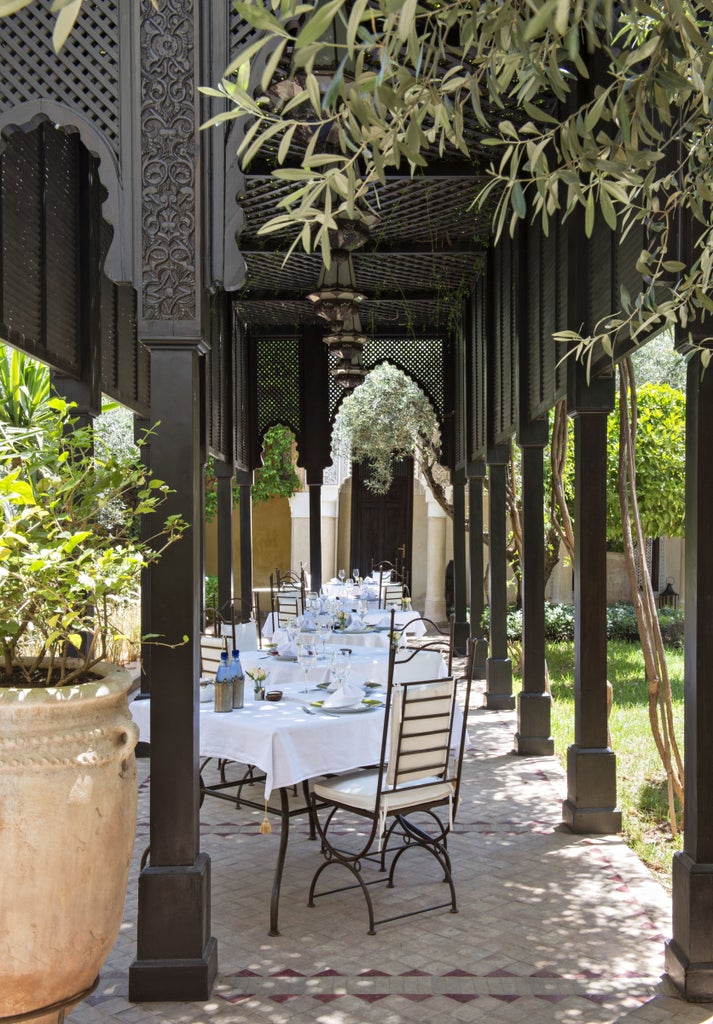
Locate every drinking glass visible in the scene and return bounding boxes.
[338,568,346,584]
[316,618,331,660]
[352,567,359,584]
[297,642,317,694]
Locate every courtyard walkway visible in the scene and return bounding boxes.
[69,677,713,1024]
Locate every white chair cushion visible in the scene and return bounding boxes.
[313,770,454,815]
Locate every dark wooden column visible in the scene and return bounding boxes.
[130,0,216,1001]
[214,462,234,615]
[562,368,620,833]
[236,470,254,613]
[516,420,553,755]
[666,353,713,1000]
[452,467,469,651]
[467,461,487,679]
[136,417,153,700]
[299,327,330,593]
[485,446,513,709]
[309,478,323,591]
[131,344,217,1000]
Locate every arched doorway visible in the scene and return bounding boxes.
[350,457,413,583]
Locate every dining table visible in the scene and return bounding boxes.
[130,645,456,936]
[130,659,389,935]
[260,607,427,641]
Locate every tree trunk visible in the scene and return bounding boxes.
[617,357,684,834]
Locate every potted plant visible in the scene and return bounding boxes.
[0,393,185,1021]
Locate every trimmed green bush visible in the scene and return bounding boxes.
[480,601,684,647]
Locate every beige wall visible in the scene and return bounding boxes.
[204,496,292,591]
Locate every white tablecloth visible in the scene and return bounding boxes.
[130,682,386,799]
[240,648,390,688]
[261,609,426,640]
[131,650,459,801]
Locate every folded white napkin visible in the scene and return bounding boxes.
[276,638,298,657]
[344,616,365,632]
[361,586,378,600]
[322,678,364,708]
[300,612,316,630]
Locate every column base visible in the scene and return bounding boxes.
[484,658,514,710]
[515,692,554,755]
[423,597,447,622]
[664,852,713,1001]
[561,745,621,834]
[130,853,217,1002]
[129,938,218,1002]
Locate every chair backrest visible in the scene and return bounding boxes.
[392,649,446,683]
[270,569,306,616]
[219,598,260,651]
[275,594,300,628]
[386,678,457,788]
[200,633,227,679]
[380,581,404,609]
[378,638,475,815]
[218,620,260,652]
[388,612,456,677]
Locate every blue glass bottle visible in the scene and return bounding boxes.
[229,649,245,709]
[214,651,232,712]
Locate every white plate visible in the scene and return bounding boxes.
[319,701,383,715]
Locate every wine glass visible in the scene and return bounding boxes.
[338,568,346,584]
[297,642,317,694]
[352,567,359,585]
[316,617,331,660]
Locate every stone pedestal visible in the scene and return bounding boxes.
[423,495,447,622]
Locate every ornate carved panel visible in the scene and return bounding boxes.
[139,0,199,325]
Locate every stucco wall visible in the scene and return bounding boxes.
[204,496,292,591]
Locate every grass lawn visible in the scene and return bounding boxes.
[542,640,684,887]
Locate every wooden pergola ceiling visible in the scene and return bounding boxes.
[233,153,496,336]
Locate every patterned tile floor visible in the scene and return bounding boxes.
[67,671,713,1024]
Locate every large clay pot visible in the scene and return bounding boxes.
[0,662,139,1023]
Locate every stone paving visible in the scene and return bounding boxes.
[68,673,713,1024]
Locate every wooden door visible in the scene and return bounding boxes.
[350,459,413,580]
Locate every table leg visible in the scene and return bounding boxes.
[302,780,317,839]
[269,787,290,936]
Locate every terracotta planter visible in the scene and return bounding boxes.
[0,662,139,1023]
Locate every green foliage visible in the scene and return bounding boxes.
[204,424,301,522]
[482,601,684,647]
[631,332,686,391]
[205,574,218,609]
[212,0,712,362]
[0,398,186,686]
[331,362,440,494]
[606,382,686,541]
[0,343,51,428]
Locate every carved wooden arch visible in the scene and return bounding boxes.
[0,103,129,286]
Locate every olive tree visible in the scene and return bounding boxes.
[208,0,712,365]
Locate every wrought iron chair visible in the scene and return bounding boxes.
[199,632,228,683]
[220,597,260,651]
[269,568,306,616]
[379,580,405,609]
[307,639,474,934]
[371,557,409,592]
[392,612,456,676]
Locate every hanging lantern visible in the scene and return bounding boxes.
[658,578,679,609]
